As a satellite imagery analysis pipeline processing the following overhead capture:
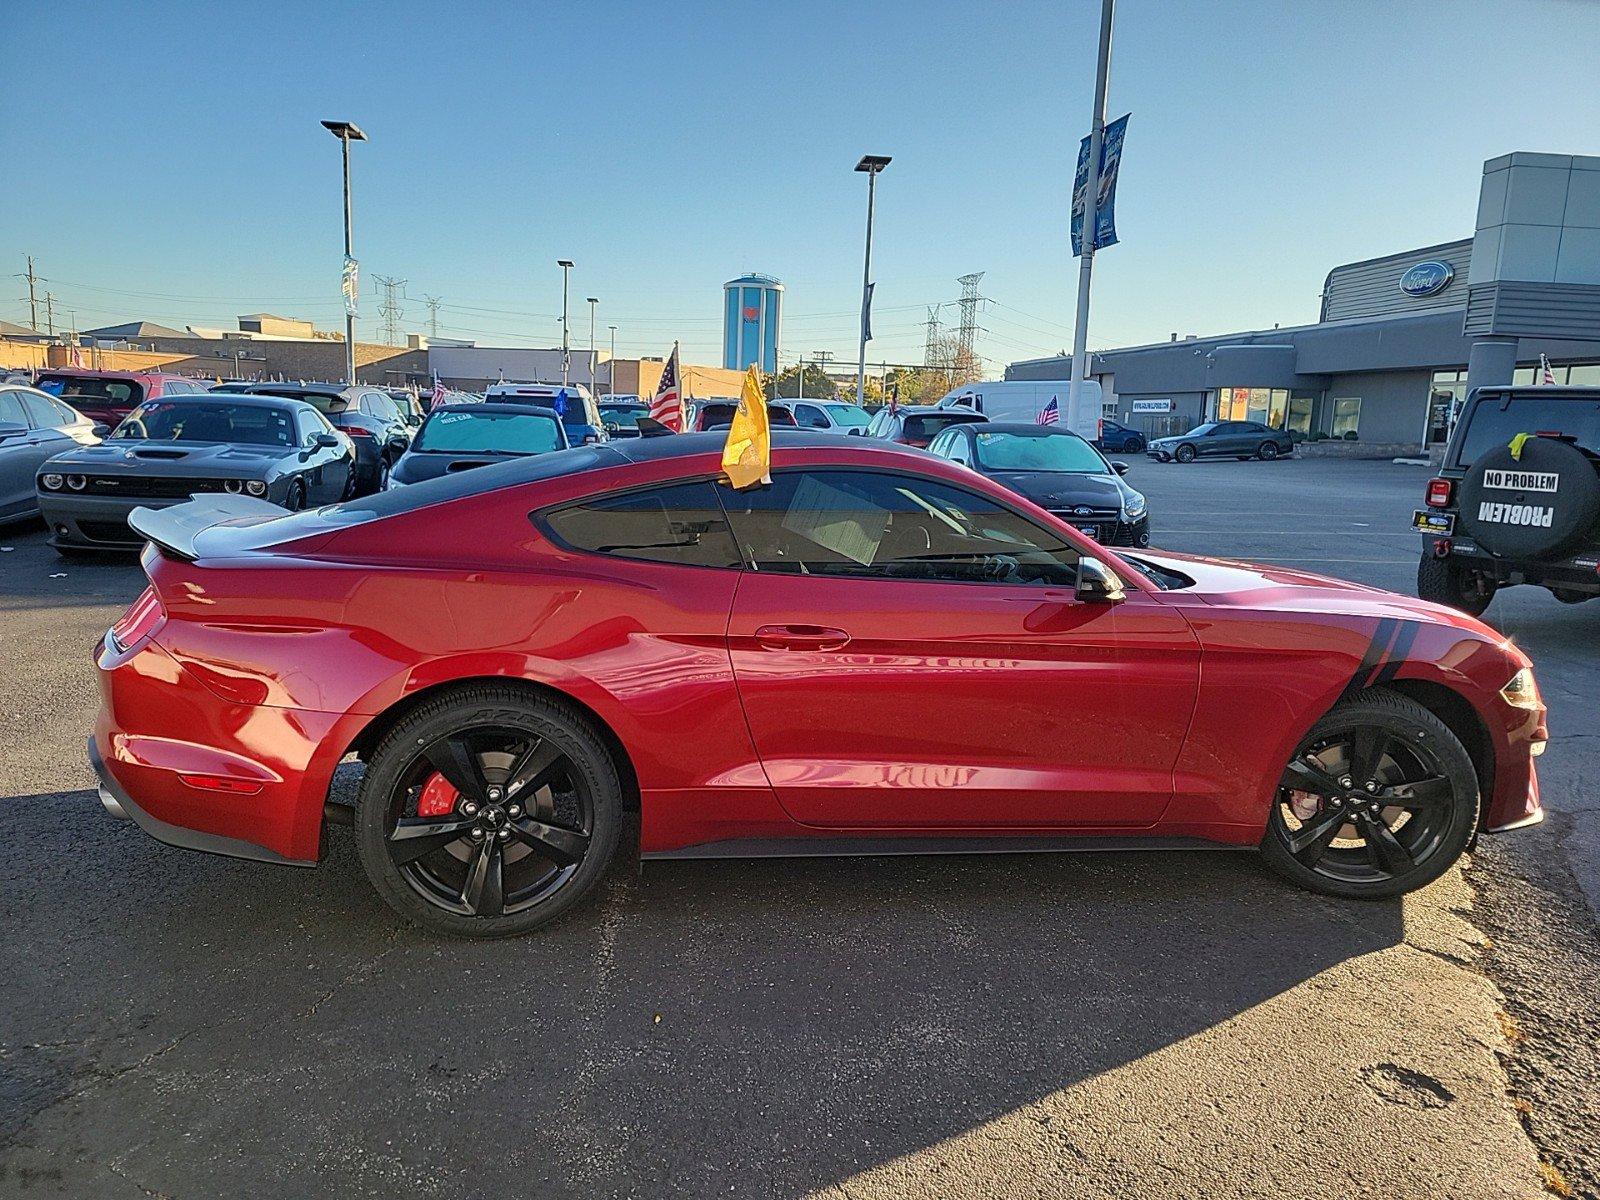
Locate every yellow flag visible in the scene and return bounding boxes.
[721,365,772,489]
[1508,432,1531,461]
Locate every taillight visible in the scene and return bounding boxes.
[1426,477,1453,508]
[344,426,376,439]
[109,586,164,652]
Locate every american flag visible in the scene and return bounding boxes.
[429,374,447,407]
[1036,396,1059,425]
[1539,354,1557,386]
[649,344,684,431]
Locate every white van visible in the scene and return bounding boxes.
[936,379,1101,441]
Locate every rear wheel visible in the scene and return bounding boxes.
[1175,443,1196,463]
[1257,441,1279,461]
[1416,553,1494,616]
[1261,689,1478,899]
[355,685,622,937]
[1127,436,1145,453]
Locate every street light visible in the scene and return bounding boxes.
[854,155,891,406]
[557,260,575,385]
[608,324,617,394]
[587,297,599,395]
[321,120,367,386]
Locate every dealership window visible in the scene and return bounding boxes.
[1330,397,1362,438]
[1286,396,1313,435]
[1216,386,1290,427]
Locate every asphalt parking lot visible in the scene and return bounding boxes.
[1,455,1595,1199]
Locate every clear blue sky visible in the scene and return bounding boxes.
[7,0,1599,372]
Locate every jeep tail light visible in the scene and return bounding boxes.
[1426,478,1453,508]
[109,586,164,653]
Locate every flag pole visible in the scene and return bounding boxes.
[1069,0,1116,430]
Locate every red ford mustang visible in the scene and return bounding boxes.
[91,433,1547,937]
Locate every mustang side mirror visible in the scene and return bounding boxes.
[91,423,111,438]
[1111,461,1130,475]
[314,432,341,448]
[1075,557,1126,604]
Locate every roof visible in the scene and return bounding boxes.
[0,320,44,338]
[239,382,352,398]
[723,273,784,289]
[36,367,193,381]
[965,421,1089,437]
[608,429,877,463]
[83,321,192,339]
[431,402,560,418]
[169,391,314,410]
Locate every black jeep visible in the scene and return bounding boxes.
[1415,385,1600,615]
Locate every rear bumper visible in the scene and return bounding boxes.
[92,631,356,864]
[1435,537,1600,593]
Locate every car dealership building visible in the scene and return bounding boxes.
[1006,152,1600,454]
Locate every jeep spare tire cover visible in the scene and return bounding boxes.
[1458,435,1600,559]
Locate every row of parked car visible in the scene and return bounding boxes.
[2,367,1155,555]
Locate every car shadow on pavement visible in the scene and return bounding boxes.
[0,789,1404,1198]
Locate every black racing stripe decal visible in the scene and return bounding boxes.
[1371,620,1419,687]
[1340,617,1398,699]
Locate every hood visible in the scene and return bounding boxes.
[44,440,290,477]
[987,470,1128,510]
[392,448,525,485]
[1126,547,1497,631]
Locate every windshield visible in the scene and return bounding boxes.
[826,404,872,428]
[36,375,143,409]
[111,401,295,446]
[1454,394,1600,468]
[599,403,646,429]
[415,410,564,454]
[973,430,1107,473]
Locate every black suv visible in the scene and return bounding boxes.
[241,383,412,493]
[1415,385,1600,615]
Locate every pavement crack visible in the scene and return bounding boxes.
[297,938,402,1019]
[1360,1062,1457,1109]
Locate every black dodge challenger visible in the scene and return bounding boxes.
[36,393,354,554]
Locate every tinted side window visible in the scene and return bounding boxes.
[717,470,1079,587]
[0,391,26,425]
[542,481,741,569]
[793,404,828,429]
[295,410,324,443]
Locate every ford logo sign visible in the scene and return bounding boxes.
[1399,260,1455,298]
[1072,505,1093,517]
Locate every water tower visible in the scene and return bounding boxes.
[722,274,783,374]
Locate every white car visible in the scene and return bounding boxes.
[785,399,874,435]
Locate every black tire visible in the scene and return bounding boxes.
[1257,441,1279,461]
[1416,553,1494,617]
[341,465,359,501]
[283,480,306,512]
[355,684,622,938]
[1127,437,1145,453]
[375,456,391,493]
[1261,688,1479,899]
[1175,443,1196,463]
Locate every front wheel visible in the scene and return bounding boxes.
[1416,554,1494,616]
[1261,689,1479,899]
[355,684,622,937]
[1174,443,1196,463]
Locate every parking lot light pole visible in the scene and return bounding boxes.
[557,260,575,386]
[321,120,366,386]
[854,155,891,406]
[608,324,617,394]
[587,297,599,394]
[1068,0,1115,428]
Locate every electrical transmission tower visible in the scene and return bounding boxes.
[424,295,441,339]
[922,305,943,368]
[374,276,407,345]
[953,273,979,382]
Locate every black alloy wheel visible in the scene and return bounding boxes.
[1261,690,1477,898]
[284,479,306,512]
[1257,441,1279,461]
[375,456,391,493]
[1175,443,1196,463]
[356,685,621,936]
[341,464,359,501]
[1127,437,1145,453]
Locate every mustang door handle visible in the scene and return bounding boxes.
[753,624,852,651]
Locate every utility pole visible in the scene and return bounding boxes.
[1069,0,1116,426]
[424,295,441,339]
[853,155,891,405]
[608,325,617,395]
[557,260,574,385]
[321,120,366,385]
[813,349,836,400]
[587,297,598,394]
[16,256,41,331]
[43,292,56,337]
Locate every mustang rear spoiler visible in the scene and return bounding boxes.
[128,495,286,561]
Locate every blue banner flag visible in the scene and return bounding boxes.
[1071,112,1130,256]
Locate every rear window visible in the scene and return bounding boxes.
[415,409,565,454]
[1454,394,1600,468]
[903,413,984,442]
[36,375,143,409]
[250,388,348,414]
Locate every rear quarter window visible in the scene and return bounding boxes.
[540,481,741,569]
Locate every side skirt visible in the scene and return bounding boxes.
[644,834,1236,861]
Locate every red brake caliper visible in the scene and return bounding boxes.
[416,772,460,818]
